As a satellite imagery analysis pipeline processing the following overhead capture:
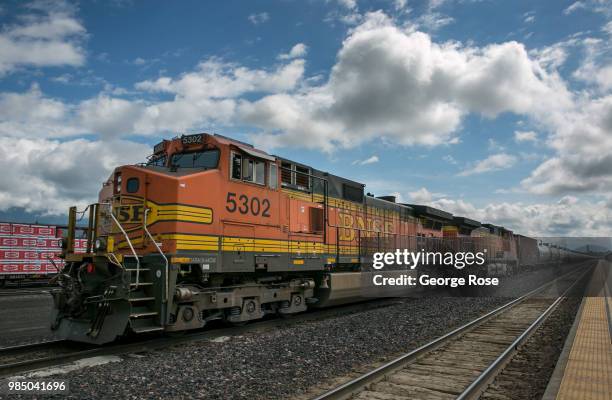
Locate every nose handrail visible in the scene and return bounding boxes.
[102,202,141,288]
[144,208,169,302]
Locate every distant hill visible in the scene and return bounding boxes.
[574,244,610,253]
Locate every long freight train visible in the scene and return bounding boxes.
[51,133,588,344]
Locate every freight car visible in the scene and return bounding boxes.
[50,133,588,344]
[0,222,88,287]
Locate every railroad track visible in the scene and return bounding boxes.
[312,262,594,400]
[0,288,52,297]
[0,297,406,378]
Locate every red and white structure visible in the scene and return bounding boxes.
[0,222,87,283]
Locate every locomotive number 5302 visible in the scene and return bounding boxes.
[226,192,271,217]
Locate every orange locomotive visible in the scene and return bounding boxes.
[50,133,518,343]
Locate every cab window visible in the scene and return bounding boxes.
[147,155,167,167]
[269,164,278,189]
[170,149,219,169]
[231,153,242,179]
[231,152,266,186]
[280,161,310,191]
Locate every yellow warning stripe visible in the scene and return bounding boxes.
[153,203,213,224]
[115,233,359,255]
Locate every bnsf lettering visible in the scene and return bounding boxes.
[338,212,395,241]
[114,205,145,223]
[226,192,271,217]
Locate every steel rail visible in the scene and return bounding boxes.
[312,262,594,400]
[0,289,50,297]
[456,265,592,400]
[0,340,69,356]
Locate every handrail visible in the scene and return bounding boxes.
[144,208,169,303]
[102,202,141,288]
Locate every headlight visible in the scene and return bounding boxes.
[94,238,106,251]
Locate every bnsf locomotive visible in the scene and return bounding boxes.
[51,133,584,344]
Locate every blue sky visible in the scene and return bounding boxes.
[0,0,611,235]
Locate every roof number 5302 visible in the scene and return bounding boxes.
[226,192,270,217]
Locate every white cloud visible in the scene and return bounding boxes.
[248,12,269,25]
[514,130,538,142]
[488,139,505,152]
[409,191,612,236]
[572,37,612,91]
[393,0,408,10]
[0,137,149,215]
[336,0,358,10]
[409,187,433,203]
[352,155,379,165]
[521,95,612,195]
[0,84,80,138]
[76,58,306,138]
[443,155,458,164]
[0,1,86,75]
[244,12,573,152]
[77,95,146,138]
[564,0,612,16]
[0,54,306,142]
[564,1,586,14]
[136,58,304,99]
[459,153,517,176]
[416,12,455,31]
[2,7,611,216]
[278,43,308,60]
[530,43,570,70]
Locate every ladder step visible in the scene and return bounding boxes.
[130,282,153,287]
[130,311,158,318]
[132,326,164,334]
[129,297,155,302]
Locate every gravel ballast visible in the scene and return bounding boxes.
[4,263,587,400]
[11,297,506,400]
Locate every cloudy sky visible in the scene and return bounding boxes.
[0,0,611,236]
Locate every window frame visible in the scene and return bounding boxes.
[280,161,312,192]
[170,148,220,169]
[269,163,278,189]
[126,177,140,193]
[230,150,268,187]
[230,151,242,180]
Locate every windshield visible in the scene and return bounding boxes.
[171,149,220,169]
[146,155,167,167]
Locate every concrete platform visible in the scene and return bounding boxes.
[546,260,612,400]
